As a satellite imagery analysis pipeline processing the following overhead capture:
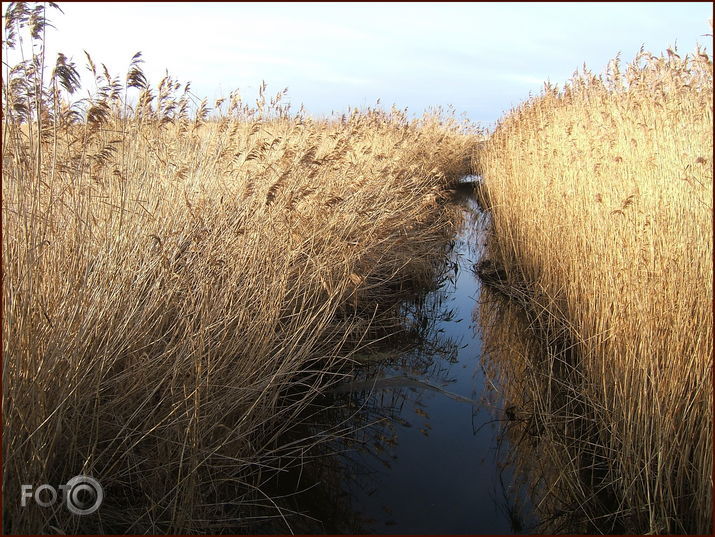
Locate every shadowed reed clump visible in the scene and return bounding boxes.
[2,4,479,533]
[475,43,712,533]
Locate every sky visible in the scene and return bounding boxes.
[2,2,712,127]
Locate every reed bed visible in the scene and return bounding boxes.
[2,4,477,533]
[475,44,712,533]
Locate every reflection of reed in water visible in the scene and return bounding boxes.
[478,280,640,534]
[254,234,465,533]
[323,275,464,532]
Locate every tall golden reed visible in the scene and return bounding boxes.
[2,4,478,532]
[476,44,712,533]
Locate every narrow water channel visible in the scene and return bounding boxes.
[268,182,535,534]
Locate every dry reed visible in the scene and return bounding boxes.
[2,4,478,533]
[475,42,712,534]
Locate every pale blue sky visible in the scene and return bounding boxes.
[4,2,712,126]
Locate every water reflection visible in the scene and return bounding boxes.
[475,220,621,534]
[263,183,536,534]
[331,188,501,534]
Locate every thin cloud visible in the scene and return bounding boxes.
[3,2,710,125]
[499,73,547,86]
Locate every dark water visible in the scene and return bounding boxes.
[268,182,535,534]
